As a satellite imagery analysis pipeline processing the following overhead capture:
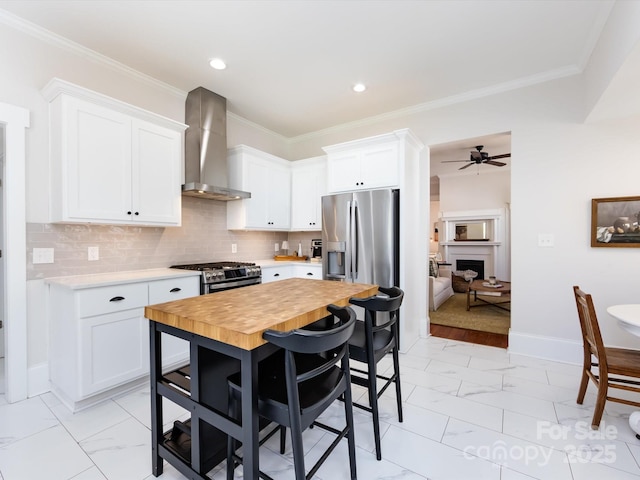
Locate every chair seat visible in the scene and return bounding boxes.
[228,350,344,427]
[348,320,394,363]
[605,347,640,376]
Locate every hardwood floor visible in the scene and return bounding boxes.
[429,323,508,349]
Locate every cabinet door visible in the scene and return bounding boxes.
[361,142,399,189]
[268,164,291,229]
[327,151,362,193]
[230,151,291,230]
[80,308,148,396]
[66,98,133,222]
[291,162,325,230]
[132,120,182,225]
[244,157,271,228]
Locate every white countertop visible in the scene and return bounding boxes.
[45,268,201,289]
[45,261,322,289]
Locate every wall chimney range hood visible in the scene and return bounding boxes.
[182,87,250,201]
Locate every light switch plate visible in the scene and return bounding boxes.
[538,233,554,247]
[275,243,279,252]
[231,243,237,253]
[33,247,54,264]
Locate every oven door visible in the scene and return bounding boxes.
[204,277,261,294]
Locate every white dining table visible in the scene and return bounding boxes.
[607,304,640,438]
[607,304,640,337]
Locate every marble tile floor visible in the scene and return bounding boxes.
[1,336,640,479]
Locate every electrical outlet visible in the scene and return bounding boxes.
[231,243,237,253]
[88,246,99,261]
[275,243,279,252]
[33,247,54,264]
[538,233,554,247]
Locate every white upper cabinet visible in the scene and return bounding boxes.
[227,145,291,230]
[324,135,401,193]
[290,156,326,231]
[43,78,186,226]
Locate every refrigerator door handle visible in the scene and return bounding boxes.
[346,200,352,281]
[352,200,359,279]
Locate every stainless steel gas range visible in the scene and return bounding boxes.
[170,261,261,294]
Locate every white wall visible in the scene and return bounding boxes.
[439,169,510,212]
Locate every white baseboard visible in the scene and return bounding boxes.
[27,362,50,397]
[508,331,582,365]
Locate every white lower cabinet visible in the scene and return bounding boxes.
[49,274,198,411]
[261,265,294,283]
[79,308,148,397]
[292,264,322,279]
[261,263,322,283]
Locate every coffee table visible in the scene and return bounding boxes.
[467,279,511,311]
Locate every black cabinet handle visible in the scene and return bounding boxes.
[169,287,182,293]
[274,273,280,277]
[127,211,132,215]
[135,212,139,216]
[306,272,313,276]
[109,296,125,302]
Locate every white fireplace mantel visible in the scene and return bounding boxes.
[438,208,510,281]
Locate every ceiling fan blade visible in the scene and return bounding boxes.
[459,162,474,170]
[487,153,511,160]
[485,160,507,167]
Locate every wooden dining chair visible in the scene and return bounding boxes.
[226,304,357,480]
[573,286,640,428]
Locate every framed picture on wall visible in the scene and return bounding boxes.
[591,196,640,247]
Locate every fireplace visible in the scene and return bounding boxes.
[456,259,484,279]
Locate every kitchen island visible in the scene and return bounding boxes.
[144,277,378,479]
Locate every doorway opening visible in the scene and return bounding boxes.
[428,132,511,347]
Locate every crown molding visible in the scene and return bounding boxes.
[227,111,288,143]
[0,9,186,99]
[289,65,581,145]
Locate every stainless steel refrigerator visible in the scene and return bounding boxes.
[322,188,399,288]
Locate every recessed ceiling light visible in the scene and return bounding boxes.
[353,83,366,93]
[209,58,227,70]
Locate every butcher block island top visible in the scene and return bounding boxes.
[144,277,378,350]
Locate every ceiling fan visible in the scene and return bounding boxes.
[442,145,511,170]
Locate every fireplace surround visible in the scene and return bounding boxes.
[437,208,510,281]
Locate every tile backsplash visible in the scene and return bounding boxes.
[26,196,303,280]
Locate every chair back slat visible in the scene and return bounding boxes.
[573,286,607,368]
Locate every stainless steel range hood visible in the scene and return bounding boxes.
[182,87,250,201]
